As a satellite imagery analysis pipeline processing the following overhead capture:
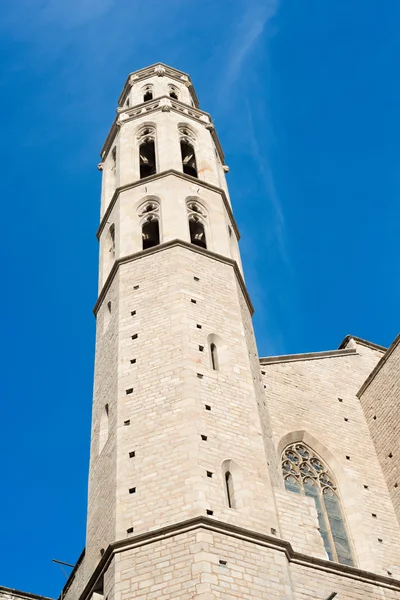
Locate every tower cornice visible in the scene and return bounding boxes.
[117,63,200,108]
[93,239,253,317]
[96,170,239,241]
[100,95,225,164]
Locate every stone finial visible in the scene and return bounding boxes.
[223,165,230,173]
[205,123,215,131]
[160,98,172,112]
[97,163,104,171]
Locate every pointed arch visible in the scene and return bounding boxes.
[137,124,157,179]
[281,438,354,566]
[186,199,207,249]
[138,198,161,250]
[142,84,154,102]
[179,124,198,178]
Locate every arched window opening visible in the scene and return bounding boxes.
[169,85,179,100]
[139,140,156,179]
[189,217,206,249]
[210,342,219,371]
[181,141,198,178]
[282,443,354,566]
[142,216,160,250]
[225,471,235,508]
[143,86,153,102]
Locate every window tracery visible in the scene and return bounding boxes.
[138,200,160,250]
[282,443,353,566]
[186,200,207,249]
[137,125,157,179]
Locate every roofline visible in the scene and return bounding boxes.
[259,347,357,366]
[339,334,387,352]
[0,587,53,600]
[357,332,400,397]
[117,62,200,109]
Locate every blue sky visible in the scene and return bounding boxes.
[0,0,399,596]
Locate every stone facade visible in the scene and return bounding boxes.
[3,63,400,600]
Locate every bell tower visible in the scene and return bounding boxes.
[84,63,280,596]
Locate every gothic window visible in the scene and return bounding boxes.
[187,201,207,249]
[138,200,160,250]
[181,141,198,177]
[137,126,157,179]
[179,125,198,178]
[169,85,179,100]
[142,85,153,102]
[281,443,354,566]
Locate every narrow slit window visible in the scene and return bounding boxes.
[143,87,153,102]
[181,141,198,178]
[210,342,219,371]
[225,471,235,508]
[139,140,156,179]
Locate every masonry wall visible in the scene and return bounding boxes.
[108,525,400,600]
[85,273,120,577]
[261,340,400,577]
[358,336,400,526]
[113,245,278,541]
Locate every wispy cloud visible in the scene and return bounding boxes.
[245,100,290,268]
[221,0,280,97]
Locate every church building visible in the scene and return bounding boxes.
[1,63,400,600]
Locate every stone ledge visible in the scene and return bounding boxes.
[259,348,357,365]
[65,516,400,600]
[93,239,254,316]
[0,587,53,600]
[96,169,239,241]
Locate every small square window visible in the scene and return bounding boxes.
[124,420,131,426]
[129,487,136,494]
[206,509,213,516]
[205,405,211,411]
[126,388,133,395]
[191,299,197,304]
[197,373,203,379]
[133,285,139,290]
[194,276,200,281]
[196,324,202,329]
[199,345,204,352]
[131,310,136,316]
[129,451,135,458]
[206,471,213,478]
[132,333,138,340]
[201,435,207,441]
[130,359,136,364]
[127,527,134,534]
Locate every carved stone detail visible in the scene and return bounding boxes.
[223,165,230,173]
[154,65,166,77]
[97,163,104,171]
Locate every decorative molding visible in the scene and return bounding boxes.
[96,170,240,242]
[154,65,166,76]
[259,348,357,365]
[0,588,54,600]
[100,96,225,165]
[58,517,400,600]
[118,63,200,110]
[97,163,103,171]
[93,239,253,317]
[223,165,230,173]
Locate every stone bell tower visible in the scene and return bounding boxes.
[81,63,280,599]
